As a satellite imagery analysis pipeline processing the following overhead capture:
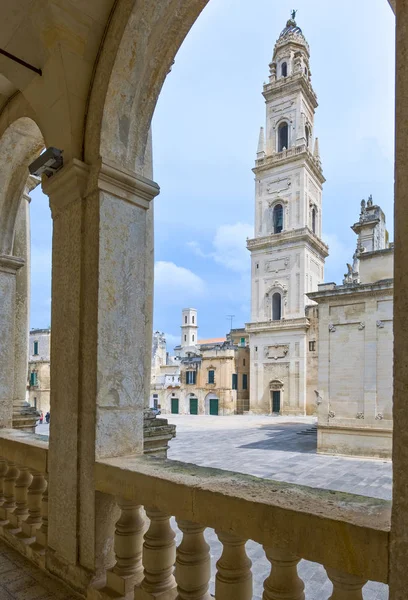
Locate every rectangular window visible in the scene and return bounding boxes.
[30,372,38,386]
[33,341,39,355]
[240,337,245,347]
[242,374,248,390]
[243,358,246,367]
[208,370,215,384]
[309,341,316,352]
[186,371,196,385]
[232,373,238,390]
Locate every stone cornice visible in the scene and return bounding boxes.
[247,227,329,258]
[263,73,318,109]
[43,158,160,219]
[254,146,325,184]
[245,317,310,333]
[0,254,24,274]
[308,279,394,302]
[94,159,160,208]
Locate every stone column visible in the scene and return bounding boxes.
[0,255,24,428]
[390,1,408,598]
[42,158,159,591]
[12,177,39,431]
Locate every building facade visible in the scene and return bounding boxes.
[246,16,328,415]
[309,198,393,458]
[151,309,250,415]
[27,328,51,414]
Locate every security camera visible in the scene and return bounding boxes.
[29,147,63,178]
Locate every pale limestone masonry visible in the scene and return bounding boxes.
[246,17,328,416]
[309,198,393,458]
[0,2,406,598]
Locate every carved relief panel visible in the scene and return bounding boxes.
[264,344,290,360]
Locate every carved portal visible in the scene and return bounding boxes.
[269,379,284,391]
[264,344,289,360]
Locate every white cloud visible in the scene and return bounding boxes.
[154,261,205,296]
[164,332,180,351]
[188,222,253,273]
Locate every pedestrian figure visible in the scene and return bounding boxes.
[45,412,50,424]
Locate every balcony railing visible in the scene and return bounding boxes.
[0,430,390,598]
[94,455,390,599]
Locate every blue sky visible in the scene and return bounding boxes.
[29,0,395,352]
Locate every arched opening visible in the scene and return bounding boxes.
[305,124,310,147]
[272,292,282,321]
[278,122,289,152]
[312,207,317,233]
[273,204,283,233]
[0,117,46,431]
[281,62,288,77]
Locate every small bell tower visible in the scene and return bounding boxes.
[181,308,198,348]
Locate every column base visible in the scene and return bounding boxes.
[12,403,39,432]
[143,409,176,458]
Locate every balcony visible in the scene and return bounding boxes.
[0,428,390,599]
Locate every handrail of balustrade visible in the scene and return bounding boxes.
[0,428,48,473]
[95,454,390,584]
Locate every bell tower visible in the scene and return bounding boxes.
[246,13,329,415]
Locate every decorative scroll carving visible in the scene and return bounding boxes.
[375,413,384,420]
[358,322,365,330]
[328,411,335,419]
[264,345,289,361]
[356,413,364,420]
[376,320,384,328]
[328,324,336,333]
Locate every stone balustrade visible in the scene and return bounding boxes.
[0,429,48,566]
[94,455,391,599]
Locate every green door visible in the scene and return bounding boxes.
[272,391,281,413]
[190,398,198,415]
[171,398,179,414]
[209,398,219,415]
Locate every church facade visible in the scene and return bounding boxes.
[246,16,328,415]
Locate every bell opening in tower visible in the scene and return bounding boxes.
[278,122,289,152]
[273,204,283,233]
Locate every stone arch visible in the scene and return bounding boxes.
[85,0,209,172]
[204,392,219,415]
[0,116,44,255]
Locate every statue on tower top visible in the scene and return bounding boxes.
[291,9,297,20]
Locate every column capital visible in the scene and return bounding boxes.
[42,158,90,220]
[22,175,41,203]
[89,158,160,209]
[0,255,24,275]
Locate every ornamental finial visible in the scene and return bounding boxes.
[291,9,297,20]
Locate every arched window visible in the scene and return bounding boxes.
[272,293,282,321]
[312,208,317,233]
[281,62,287,77]
[305,125,310,148]
[273,204,283,233]
[278,122,289,152]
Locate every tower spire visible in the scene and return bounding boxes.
[257,127,265,158]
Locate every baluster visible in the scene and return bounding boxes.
[325,568,367,600]
[21,471,47,539]
[34,475,48,550]
[215,531,252,600]
[135,507,177,599]
[0,458,8,504]
[263,547,304,600]
[175,519,211,600]
[8,466,32,530]
[0,462,19,522]
[106,499,145,595]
